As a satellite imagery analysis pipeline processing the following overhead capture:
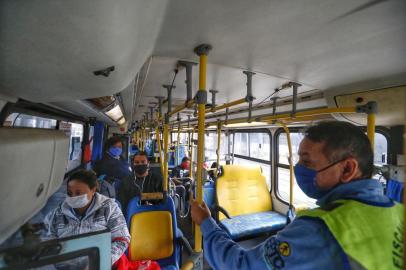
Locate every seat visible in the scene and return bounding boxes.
[203,180,215,209]
[215,165,286,240]
[126,195,191,269]
[386,179,404,203]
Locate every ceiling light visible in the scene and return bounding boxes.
[117,117,126,125]
[105,104,123,121]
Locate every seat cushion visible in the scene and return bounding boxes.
[219,211,287,240]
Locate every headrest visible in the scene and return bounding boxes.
[0,128,69,244]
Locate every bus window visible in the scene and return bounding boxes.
[172,132,197,145]
[4,113,57,129]
[374,132,388,166]
[232,131,271,189]
[277,131,317,207]
[249,133,270,161]
[233,132,249,156]
[205,132,229,165]
[59,121,84,172]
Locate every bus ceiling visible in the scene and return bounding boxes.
[0,0,405,127]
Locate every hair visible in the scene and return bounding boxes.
[304,121,374,178]
[133,151,148,161]
[181,156,190,163]
[104,136,123,150]
[67,169,98,189]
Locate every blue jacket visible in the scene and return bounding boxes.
[200,179,391,270]
[93,153,131,180]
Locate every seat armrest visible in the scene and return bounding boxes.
[211,204,232,222]
[178,235,193,256]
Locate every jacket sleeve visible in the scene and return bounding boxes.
[200,216,345,270]
[42,209,58,240]
[107,200,131,265]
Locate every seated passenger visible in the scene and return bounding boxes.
[191,121,403,269]
[208,162,218,181]
[118,151,163,214]
[44,170,130,266]
[93,136,131,181]
[171,156,191,185]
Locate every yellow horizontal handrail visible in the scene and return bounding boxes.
[206,97,246,113]
[168,100,195,117]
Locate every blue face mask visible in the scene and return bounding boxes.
[294,159,345,199]
[108,146,122,157]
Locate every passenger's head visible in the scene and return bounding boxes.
[208,162,217,179]
[66,170,97,209]
[105,136,123,157]
[295,121,373,199]
[180,156,190,169]
[133,151,149,177]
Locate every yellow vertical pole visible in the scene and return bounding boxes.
[139,129,142,151]
[141,128,144,151]
[278,122,294,208]
[367,113,376,150]
[194,44,211,252]
[216,121,221,173]
[136,131,140,148]
[189,129,194,178]
[163,122,169,192]
[177,121,181,164]
[153,124,158,163]
[156,126,164,177]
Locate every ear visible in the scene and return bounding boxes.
[340,158,361,183]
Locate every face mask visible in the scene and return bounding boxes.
[294,159,346,199]
[109,146,122,157]
[65,193,90,209]
[181,162,189,169]
[133,164,148,175]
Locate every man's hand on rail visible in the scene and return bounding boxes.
[191,199,211,225]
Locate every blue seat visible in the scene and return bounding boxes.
[203,181,215,209]
[126,196,190,269]
[386,179,404,203]
[219,211,287,240]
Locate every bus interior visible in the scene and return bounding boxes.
[0,0,405,269]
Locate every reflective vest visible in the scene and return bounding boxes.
[297,199,403,270]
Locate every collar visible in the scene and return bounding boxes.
[106,152,120,160]
[316,179,390,207]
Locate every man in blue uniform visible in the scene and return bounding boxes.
[191,121,403,270]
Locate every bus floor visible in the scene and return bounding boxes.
[177,213,270,270]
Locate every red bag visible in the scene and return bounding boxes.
[83,137,93,164]
[114,254,161,270]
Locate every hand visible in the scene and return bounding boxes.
[191,199,211,225]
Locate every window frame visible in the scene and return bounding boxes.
[274,127,302,205]
[231,128,272,190]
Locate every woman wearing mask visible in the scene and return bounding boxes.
[93,136,131,181]
[44,170,130,266]
[118,151,163,214]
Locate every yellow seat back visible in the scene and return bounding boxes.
[216,165,272,220]
[129,211,174,261]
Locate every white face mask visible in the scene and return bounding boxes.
[65,193,90,209]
